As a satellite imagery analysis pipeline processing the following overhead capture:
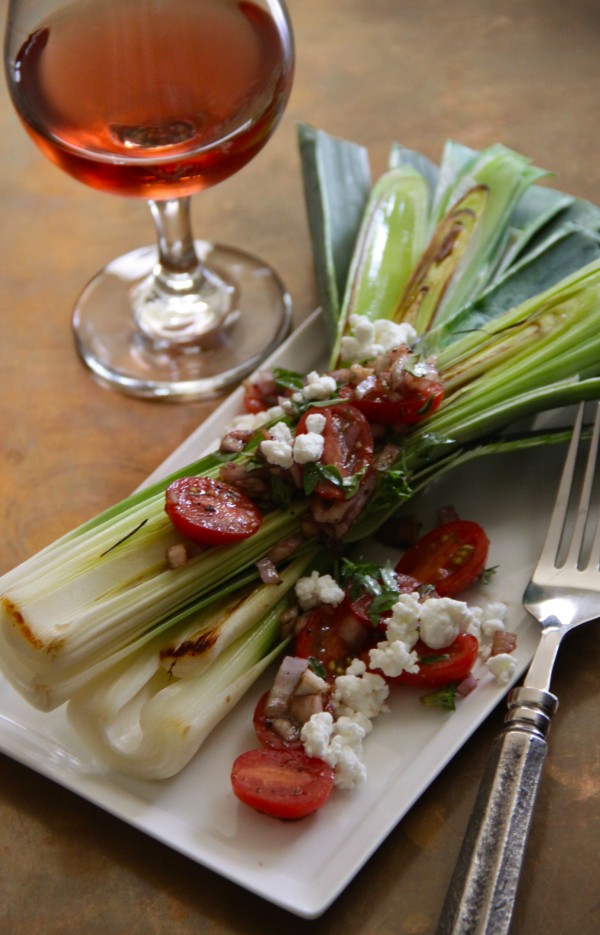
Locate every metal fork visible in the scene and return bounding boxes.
[436,401,600,935]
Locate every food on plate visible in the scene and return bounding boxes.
[2,128,600,782]
[231,748,335,820]
[230,518,516,817]
[165,475,263,545]
[395,519,489,597]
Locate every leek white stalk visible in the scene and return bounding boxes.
[0,497,309,710]
[159,553,317,679]
[67,604,288,781]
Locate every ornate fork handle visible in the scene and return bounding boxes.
[436,686,557,935]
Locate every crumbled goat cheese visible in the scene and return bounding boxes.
[305,412,326,434]
[332,661,390,721]
[259,420,296,467]
[385,593,422,647]
[295,571,345,610]
[467,601,509,659]
[302,370,338,401]
[268,421,294,444]
[300,710,334,759]
[297,568,516,795]
[293,432,325,464]
[418,597,475,650]
[301,660,387,790]
[301,713,368,789]
[369,639,420,678]
[339,314,418,363]
[228,404,285,433]
[325,718,368,789]
[259,413,327,467]
[486,652,518,685]
[259,438,293,469]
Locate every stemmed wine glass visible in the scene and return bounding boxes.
[5,0,295,400]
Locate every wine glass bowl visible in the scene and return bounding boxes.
[5,0,295,399]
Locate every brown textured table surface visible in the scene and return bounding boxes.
[2,1,600,932]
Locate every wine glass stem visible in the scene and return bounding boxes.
[132,196,234,345]
[148,197,200,277]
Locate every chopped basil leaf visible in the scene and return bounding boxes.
[339,557,402,624]
[302,462,366,499]
[272,367,304,392]
[419,682,458,711]
[308,656,328,680]
[479,565,498,584]
[419,652,451,665]
[369,468,412,512]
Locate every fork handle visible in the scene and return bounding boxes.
[436,686,558,935]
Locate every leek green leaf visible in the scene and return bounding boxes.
[297,123,371,344]
[331,166,429,365]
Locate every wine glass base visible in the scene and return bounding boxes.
[72,241,292,401]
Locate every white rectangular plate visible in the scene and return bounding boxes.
[0,310,564,918]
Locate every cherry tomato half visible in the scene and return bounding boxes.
[386,633,479,688]
[296,403,374,501]
[294,600,377,679]
[253,689,334,750]
[395,519,489,597]
[165,476,262,545]
[242,382,269,413]
[346,571,422,628]
[340,375,444,426]
[253,690,303,750]
[230,748,334,820]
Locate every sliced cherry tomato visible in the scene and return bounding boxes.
[346,571,422,628]
[339,375,444,426]
[296,403,374,501]
[242,381,270,413]
[386,633,479,687]
[252,690,303,750]
[230,748,334,820]
[395,519,489,597]
[294,601,377,679]
[253,689,334,750]
[242,372,291,413]
[165,476,262,545]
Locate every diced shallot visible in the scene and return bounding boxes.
[267,533,305,565]
[354,375,378,399]
[264,656,309,717]
[456,672,479,697]
[288,691,325,724]
[294,667,330,696]
[256,556,281,585]
[271,717,302,743]
[491,630,517,656]
[167,543,188,568]
[219,429,253,454]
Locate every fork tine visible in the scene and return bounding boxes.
[573,403,600,568]
[565,401,600,568]
[539,402,585,566]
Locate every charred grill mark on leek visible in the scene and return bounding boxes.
[100,519,149,557]
[394,187,488,335]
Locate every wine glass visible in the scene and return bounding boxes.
[4,0,295,400]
